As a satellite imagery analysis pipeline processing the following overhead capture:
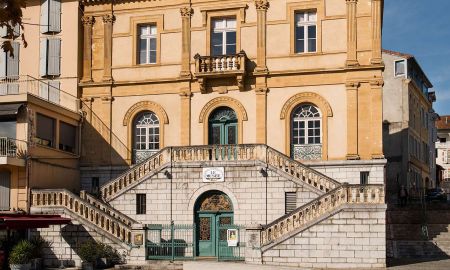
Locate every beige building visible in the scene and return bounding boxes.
[0,0,81,212]
[382,50,435,202]
[79,0,386,191]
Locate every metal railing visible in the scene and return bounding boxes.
[0,75,78,112]
[0,137,27,158]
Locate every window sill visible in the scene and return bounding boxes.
[289,51,322,57]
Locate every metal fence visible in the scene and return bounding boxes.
[146,224,196,261]
[217,224,246,261]
[0,137,27,158]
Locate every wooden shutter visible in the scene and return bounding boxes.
[40,0,49,33]
[48,38,61,76]
[49,0,61,32]
[285,192,297,214]
[0,26,7,38]
[0,50,6,78]
[0,171,11,211]
[6,42,20,79]
[13,23,20,37]
[48,80,60,103]
[40,39,48,76]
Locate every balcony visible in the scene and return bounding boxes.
[0,137,27,166]
[0,75,78,112]
[194,51,247,93]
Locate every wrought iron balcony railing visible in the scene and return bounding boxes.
[194,51,247,93]
[0,75,78,112]
[0,137,27,159]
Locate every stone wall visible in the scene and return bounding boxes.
[109,161,321,225]
[261,205,386,269]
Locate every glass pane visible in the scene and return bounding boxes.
[139,39,147,64]
[139,26,148,35]
[226,18,236,28]
[227,125,237,144]
[149,38,157,50]
[296,13,305,23]
[226,31,236,45]
[212,46,223,56]
[300,122,305,129]
[199,217,211,241]
[226,44,236,55]
[308,12,317,22]
[308,39,316,52]
[150,51,157,63]
[212,32,223,46]
[300,129,305,136]
[300,138,305,144]
[296,26,305,39]
[213,19,224,29]
[150,25,157,35]
[308,26,316,39]
[211,125,221,144]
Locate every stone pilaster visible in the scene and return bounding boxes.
[245,224,263,264]
[179,88,192,146]
[346,0,359,67]
[81,16,95,82]
[102,14,115,82]
[255,0,269,72]
[255,87,268,144]
[180,7,193,78]
[346,82,360,160]
[370,0,383,65]
[370,79,384,159]
[128,224,147,264]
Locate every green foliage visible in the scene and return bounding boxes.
[78,241,122,264]
[97,243,122,264]
[0,0,27,55]
[29,236,52,259]
[8,240,34,265]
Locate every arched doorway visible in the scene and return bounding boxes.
[132,111,160,163]
[290,104,322,160]
[208,107,237,145]
[194,190,234,257]
[0,171,11,211]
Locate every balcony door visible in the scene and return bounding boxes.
[211,18,236,56]
[291,104,322,160]
[133,111,160,164]
[0,171,11,211]
[208,107,237,145]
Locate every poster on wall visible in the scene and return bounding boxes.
[227,229,238,247]
[202,167,225,182]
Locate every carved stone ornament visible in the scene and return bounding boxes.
[255,0,270,10]
[180,7,194,18]
[81,16,95,26]
[102,14,116,24]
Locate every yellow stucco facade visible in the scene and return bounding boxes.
[78,0,384,170]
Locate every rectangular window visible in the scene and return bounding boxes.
[136,194,146,215]
[395,60,406,77]
[35,113,55,148]
[59,121,76,153]
[295,11,317,53]
[138,25,157,64]
[40,38,61,77]
[285,192,297,214]
[91,177,99,196]
[360,171,369,185]
[211,18,236,56]
[40,0,61,33]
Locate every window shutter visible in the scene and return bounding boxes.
[40,0,49,33]
[40,39,48,76]
[48,80,60,103]
[39,81,49,100]
[0,51,6,78]
[48,38,61,76]
[49,0,61,32]
[12,23,20,37]
[6,42,20,79]
[0,26,7,38]
[285,192,297,214]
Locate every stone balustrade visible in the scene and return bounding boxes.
[261,184,385,246]
[100,144,341,202]
[31,189,134,245]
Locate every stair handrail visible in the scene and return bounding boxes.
[31,189,134,245]
[261,184,384,246]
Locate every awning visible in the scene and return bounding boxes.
[0,214,71,230]
[0,103,23,117]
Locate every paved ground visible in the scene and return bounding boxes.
[387,258,450,270]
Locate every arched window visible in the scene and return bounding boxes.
[208,107,238,145]
[133,111,159,163]
[291,104,322,160]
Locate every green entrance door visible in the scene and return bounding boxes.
[195,191,234,257]
[208,107,238,145]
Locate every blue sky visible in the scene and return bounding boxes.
[383,0,450,115]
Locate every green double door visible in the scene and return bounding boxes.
[196,212,233,257]
[209,122,237,145]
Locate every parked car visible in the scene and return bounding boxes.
[426,188,447,201]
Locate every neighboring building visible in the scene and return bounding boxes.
[436,115,450,190]
[0,0,81,219]
[382,50,436,202]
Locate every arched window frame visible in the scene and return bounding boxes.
[291,104,322,146]
[132,111,160,164]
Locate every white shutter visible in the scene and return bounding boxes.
[0,172,11,211]
[0,51,6,78]
[48,38,61,76]
[39,81,49,100]
[49,0,61,32]
[48,80,60,104]
[6,42,20,79]
[0,26,7,38]
[40,38,48,77]
[40,0,49,33]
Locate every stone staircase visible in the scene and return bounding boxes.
[260,183,385,250]
[100,144,340,202]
